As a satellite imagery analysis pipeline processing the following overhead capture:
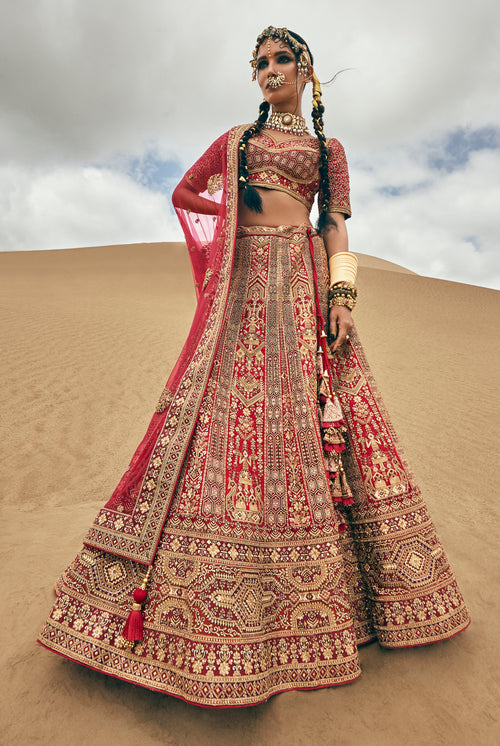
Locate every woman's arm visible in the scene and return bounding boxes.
[172,176,220,215]
[171,131,229,216]
[322,213,354,353]
[323,212,348,257]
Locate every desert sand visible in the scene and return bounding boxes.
[1,242,499,745]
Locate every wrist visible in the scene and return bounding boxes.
[328,281,357,311]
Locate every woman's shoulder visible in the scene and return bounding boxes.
[325,136,346,153]
[209,125,252,148]
[199,125,252,160]
[230,123,255,138]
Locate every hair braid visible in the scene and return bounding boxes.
[311,83,336,234]
[285,30,337,235]
[238,100,270,212]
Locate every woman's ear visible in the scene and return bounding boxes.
[304,64,314,83]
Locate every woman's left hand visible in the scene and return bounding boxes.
[328,306,353,353]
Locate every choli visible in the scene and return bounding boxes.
[178,126,351,219]
[245,131,351,216]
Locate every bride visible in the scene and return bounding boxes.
[38,26,470,707]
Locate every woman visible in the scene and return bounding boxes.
[38,27,470,707]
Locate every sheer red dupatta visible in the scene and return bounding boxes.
[84,127,245,563]
[169,131,230,383]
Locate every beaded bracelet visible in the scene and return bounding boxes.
[329,295,356,311]
[328,280,357,311]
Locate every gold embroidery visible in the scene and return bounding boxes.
[155,388,173,414]
[202,268,213,290]
[85,125,248,563]
[207,173,223,195]
[40,136,469,707]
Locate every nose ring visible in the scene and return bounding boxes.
[268,72,285,88]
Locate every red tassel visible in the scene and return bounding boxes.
[324,454,339,474]
[121,588,147,642]
[121,567,152,644]
[323,425,346,452]
[305,230,355,510]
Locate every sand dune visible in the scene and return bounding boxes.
[1,242,499,745]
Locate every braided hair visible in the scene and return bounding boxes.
[242,28,336,234]
[239,100,270,212]
[287,31,337,234]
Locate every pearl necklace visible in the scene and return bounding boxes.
[265,112,309,136]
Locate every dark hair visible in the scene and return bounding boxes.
[240,29,336,234]
[238,99,270,213]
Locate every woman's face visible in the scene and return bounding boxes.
[255,37,307,110]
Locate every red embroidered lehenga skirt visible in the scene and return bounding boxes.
[38,225,469,706]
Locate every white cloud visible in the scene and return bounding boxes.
[0,165,181,251]
[349,148,500,288]
[0,0,499,287]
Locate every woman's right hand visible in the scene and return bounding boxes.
[328,305,353,353]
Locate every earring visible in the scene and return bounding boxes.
[297,51,310,76]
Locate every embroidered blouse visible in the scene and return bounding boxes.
[180,128,351,219]
[245,131,351,216]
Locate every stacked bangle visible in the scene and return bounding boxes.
[328,252,358,312]
[328,281,357,311]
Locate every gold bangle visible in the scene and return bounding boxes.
[328,281,357,297]
[329,295,356,311]
[328,252,358,287]
[328,281,357,311]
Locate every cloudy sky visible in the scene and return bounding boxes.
[1,0,499,288]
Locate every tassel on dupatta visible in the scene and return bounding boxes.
[118,566,153,649]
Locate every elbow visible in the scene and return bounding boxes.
[172,182,182,209]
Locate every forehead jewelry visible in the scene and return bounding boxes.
[251,26,312,81]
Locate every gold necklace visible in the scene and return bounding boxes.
[265,112,309,136]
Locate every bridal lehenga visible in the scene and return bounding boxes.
[38,126,469,707]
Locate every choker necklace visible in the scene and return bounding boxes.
[265,112,309,136]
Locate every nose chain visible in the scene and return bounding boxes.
[267,72,296,88]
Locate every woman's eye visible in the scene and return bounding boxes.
[278,56,292,64]
[257,60,268,70]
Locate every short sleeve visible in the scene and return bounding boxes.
[184,131,229,194]
[319,138,351,218]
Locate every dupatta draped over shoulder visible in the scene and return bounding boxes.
[85,126,247,564]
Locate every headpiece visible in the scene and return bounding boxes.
[250,26,312,81]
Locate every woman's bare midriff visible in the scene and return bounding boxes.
[237,187,312,228]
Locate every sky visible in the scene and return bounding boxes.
[1,0,499,289]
